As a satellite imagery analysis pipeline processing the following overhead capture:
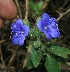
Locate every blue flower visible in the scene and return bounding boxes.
[37,13,60,39]
[11,19,29,46]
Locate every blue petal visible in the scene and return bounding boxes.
[11,23,16,31]
[42,13,50,21]
[41,13,50,26]
[12,35,25,46]
[11,23,21,36]
[48,17,57,28]
[44,30,52,39]
[16,19,24,31]
[11,22,15,28]
[37,20,44,32]
[50,28,60,38]
[16,19,24,26]
[23,25,29,36]
[11,22,21,32]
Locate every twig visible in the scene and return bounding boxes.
[0,45,6,68]
[24,0,29,20]
[8,50,17,67]
[57,8,70,21]
[0,40,5,44]
[61,0,69,8]
[22,45,32,68]
[14,0,22,19]
[61,63,70,70]
[42,0,50,10]
[8,45,19,67]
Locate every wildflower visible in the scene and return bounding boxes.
[37,13,60,39]
[11,19,29,46]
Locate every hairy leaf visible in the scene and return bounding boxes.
[31,48,42,67]
[45,54,61,72]
[47,45,70,58]
[27,56,34,69]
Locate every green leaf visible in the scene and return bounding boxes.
[29,0,35,10]
[34,4,38,11]
[29,27,39,38]
[45,54,61,72]
[36,49,42,60]
[47,45,70,58]
[33,40,42,48]
[31,48,42,67]
[37,1,43,10]
[23,19,30,27]
[27,56,34,69]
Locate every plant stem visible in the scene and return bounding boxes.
[24,0,29,20]
[14,0,22,19]
[22,45,32,68]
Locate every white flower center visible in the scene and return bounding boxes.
[21,32,24,34]
[11,27,12,29]
[21,32,24,36]
[16,33,18,35]
[14,25,16,27]
[44,26,47,30]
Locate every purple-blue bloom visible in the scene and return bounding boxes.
[11,19,29,46]
[37,13,60,39]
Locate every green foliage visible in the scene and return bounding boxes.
[27,40,70,72]
[37,1,43,11]
[23,19,30,27]
[27,56,34,69]
[29,27,40,38]
[45,54,61,72]
[47,45,70,58]
[33,40,42,48]
[29,0,35,10]
[27,48,42,68]
[30,48,42,67]
[29,0,43,16]
[29,1,43,11]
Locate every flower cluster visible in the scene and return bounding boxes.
[11,19,29,46]
[11,13,60,46]
[37,13,60,39]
